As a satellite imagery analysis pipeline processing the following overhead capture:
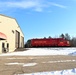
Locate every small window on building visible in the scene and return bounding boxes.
[7,43,9,48]
[2,43,5,48]
[7,43,9,52]
[2,43,6,53]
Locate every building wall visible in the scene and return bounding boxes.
[0,15,24,53]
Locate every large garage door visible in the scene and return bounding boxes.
[15,30,20,48]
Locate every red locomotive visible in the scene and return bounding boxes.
[30,38,70,47]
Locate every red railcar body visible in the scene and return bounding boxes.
[31,38,70,47]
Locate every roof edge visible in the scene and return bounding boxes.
[15,19,24,37]
[0,14,15,19]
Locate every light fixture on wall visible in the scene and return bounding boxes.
[12,30,14,34]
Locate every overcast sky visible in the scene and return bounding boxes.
[0,0,76,41]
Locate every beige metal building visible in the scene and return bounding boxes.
[0,14,24,53]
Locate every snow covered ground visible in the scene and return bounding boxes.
[0,48,76,75]
[0,47,76,56]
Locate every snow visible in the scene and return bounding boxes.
[5,62,24,65]
[0,48,76,56]
[69,51,76,56]
[15,68,76,75]
[6,57,34,59]
[23,63,37,67]
[5,62,37,67]
[43,60,76,63]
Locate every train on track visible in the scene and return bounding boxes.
[25,38,70,48]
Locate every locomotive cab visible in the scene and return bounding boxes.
[58,38,70,47]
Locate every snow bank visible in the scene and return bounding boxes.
[69,51,76,56]
[15,68,76,75]
[0,48,76,56]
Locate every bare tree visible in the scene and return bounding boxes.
[65,33,70,41]
[60,33,65,38]
[71,37,76,47]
